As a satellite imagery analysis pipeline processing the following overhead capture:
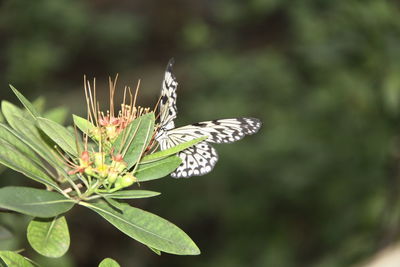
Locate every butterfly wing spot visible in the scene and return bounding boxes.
[192,122,207,127]
[161,95,168,105]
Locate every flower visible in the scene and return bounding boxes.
[64,76,156,197]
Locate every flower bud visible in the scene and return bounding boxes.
[93,152,105,167]
[111,153,127,172]
[112,161,127,172]
[81,151,90,163]
[84,166,96,176]
[90,128,102,141]
[106,125,118,140]
[96,164,109,178]
[107,170,118,184]
[121,173,136,188]
[114,177,122,189]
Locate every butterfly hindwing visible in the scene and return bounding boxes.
[171,142,218,178]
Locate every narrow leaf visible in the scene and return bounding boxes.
[0,226,12,240]
[101,190,161,199]
[37,117,78,157]
[148,246,162,255]
[27,216,70,258]
[0,166,5,175]
[136,156,182,182]
[32,96,46,113]
[1,101,27,130]
[80,200,200,255]
[44,107,68,124]
[0,251,35,267]
[99,258,120,267]
[0,123,42,166]
[9,85,40,118]
[2,102,69,177]
[3,116,69,179]
[0,187,74,218]
[0,140,61,191]
[141,136,207,163]
[73,115,96,135]
[113,113,155,169]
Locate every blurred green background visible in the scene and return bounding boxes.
[1,0,400,266]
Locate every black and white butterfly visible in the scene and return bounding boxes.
[155,59,262,178]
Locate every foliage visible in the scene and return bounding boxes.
[0,86,207,264]
[1,0,400,266]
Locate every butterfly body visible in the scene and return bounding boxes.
[155,59,261,178]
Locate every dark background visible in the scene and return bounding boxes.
[1,0,400,266]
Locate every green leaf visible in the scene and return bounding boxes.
[0,187,74,218]
[0,226,12,240]
[0,123,42,166]
[2,102,70,178]
[0,166,5,176]
[98,258,120,267]
[0,112,4,123]
[4,112,40,139]
[44,107,68,124]
[0,140,61,191]
[9,85,40,119]
[73,115,96,135]
[1,101,27,130]
[102,198,123,213]
[37,117,79,157]
[0,251,35,267]
[4,116,69,178]
[27,216,70,258]
[32,97,46,113]
[148,246,162,255]
[135,156,182,182]
[2,102,69,168]
[80,200,200,255]
[101,190,161,199]
[113,113,155,169]
[141,136,207,163]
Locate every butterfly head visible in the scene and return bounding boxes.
[155,125,168,141]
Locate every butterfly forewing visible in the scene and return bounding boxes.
[168,118,262,144]
[159,58,178,130]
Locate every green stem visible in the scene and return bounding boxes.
[80,179,108,200]
[77,173,89,189]
[84,195,103,201]
[96,186,122,194]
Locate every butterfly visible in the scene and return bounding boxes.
[155,59,262,178]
